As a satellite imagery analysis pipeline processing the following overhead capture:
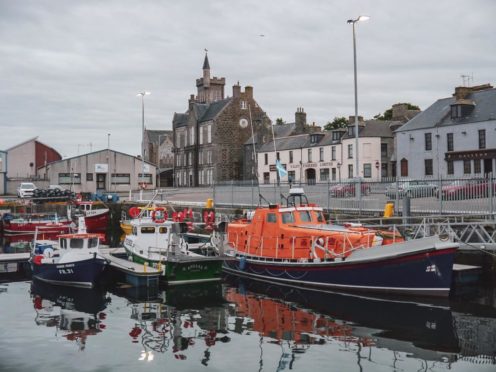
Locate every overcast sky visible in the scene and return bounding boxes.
[1,0,495,158]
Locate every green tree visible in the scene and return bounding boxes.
[324,116,348,131]
[275,118,285,125]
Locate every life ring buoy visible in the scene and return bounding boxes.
[129,207,140,218]
[151,207,167,223]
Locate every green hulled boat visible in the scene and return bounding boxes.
[123,218,223,285]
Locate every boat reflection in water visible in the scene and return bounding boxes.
[224,275,496,369]
[116,282,230,365]
[30,280,110,350]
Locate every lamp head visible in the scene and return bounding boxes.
[347,15,370,24]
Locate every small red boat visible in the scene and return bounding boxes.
[1,213,73,238]
[72,201,109,234]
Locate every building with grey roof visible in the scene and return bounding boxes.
[144,129,174,186]
[173,53,270,186]
[395,84,495,178]
[257,114,399,184]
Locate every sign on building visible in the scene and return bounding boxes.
[95,164,109,172]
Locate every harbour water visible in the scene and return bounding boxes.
[1,269,495,371]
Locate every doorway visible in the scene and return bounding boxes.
[305,169,316,185]
[484,158,493,175]
[96,174,106,191]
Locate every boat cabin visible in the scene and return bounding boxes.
[58,233,101,251]
[227,188,381,260]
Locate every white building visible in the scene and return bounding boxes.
[257,119,398,184]
[37,149,156,193]
[395,84,495,178]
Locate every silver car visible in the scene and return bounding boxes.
[17,182,37,198]
[386,180,438,199]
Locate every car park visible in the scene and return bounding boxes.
[16,182,37,198]
[385,180,438,199]
[329,183,370,198]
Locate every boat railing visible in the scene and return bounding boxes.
[228,230,373,260]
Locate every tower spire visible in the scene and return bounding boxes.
[203,49,210,70]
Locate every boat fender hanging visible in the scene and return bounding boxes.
[129,207,140,218]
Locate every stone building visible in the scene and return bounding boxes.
[144,129,174,186]
[173,53,269,186]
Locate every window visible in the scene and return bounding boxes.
[331,168,336,181]
[381,143,388,158]
[111,173,131,184]
[289,151,293,164]
[190,128,195,145]
[391,161,397,178]
[59,173,81,185]
[70,238,85,249]
[159,227,168,234]
[264,153,268,165]
[474,159,481,173]
[479,130,486,149]
[308,149,312,162]
[266,213,277,223]
[424,159,433,176]
[240,100,247,109]
[141,227,156,234]
[348,126,354,136]
[320,168,329,181]
[288,170,295,182]
[348,164,353,179]
[319,148,324,162]
[447,160,454,175]
[276,152,280,161]
[86,173,93,181]
[363,163,372,178]
[199,149,203,165]
[263,172,270,184]
[138,173,153,184]
[282,212,294,224]
[199,127,203,145]
[447,133,454,152]
[207,150,212,164]
[331,146,336,160]
[332,131,342,141]
[463,160,471,174]
[348,144,353,159]
[424,133,432,151]
[299,211,312,222]
[207,125,212,143]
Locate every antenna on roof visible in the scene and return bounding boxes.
[461,73,474,87]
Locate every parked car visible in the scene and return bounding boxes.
[329,183,370,198]
[385,180,438,199]
[437,179,496,200]
[16,182,37,198]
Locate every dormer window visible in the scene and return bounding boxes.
[450,102,475,119]
[310,134,323,144]
[348,126,355,136]
[332,131,343,141]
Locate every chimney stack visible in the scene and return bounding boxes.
[233,82,241,98]
[244,86,253,99]
[295,107,307,134]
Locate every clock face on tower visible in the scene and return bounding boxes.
[239,118,249,128]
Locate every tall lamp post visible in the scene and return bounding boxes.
[157,134,164,189]
[347,15,369,179]
[137,92,151,189]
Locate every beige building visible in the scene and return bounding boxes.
[0,150,6,195]
[38,149,156,193]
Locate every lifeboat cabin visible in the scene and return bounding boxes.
[227,188,396,261]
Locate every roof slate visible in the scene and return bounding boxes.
[397,88,496,132]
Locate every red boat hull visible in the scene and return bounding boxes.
[84,211,109,234]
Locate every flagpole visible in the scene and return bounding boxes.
[248,105,261,204]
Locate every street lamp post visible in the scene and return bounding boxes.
[347,15,369,180]
[137,92,151,190]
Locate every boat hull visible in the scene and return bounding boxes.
[124,246,223,285]
[84,211,109,233]
[30,256,107,288]
[3,221,72,236]
[223,243,457,297]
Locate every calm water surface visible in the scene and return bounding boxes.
[1,270,495,372]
